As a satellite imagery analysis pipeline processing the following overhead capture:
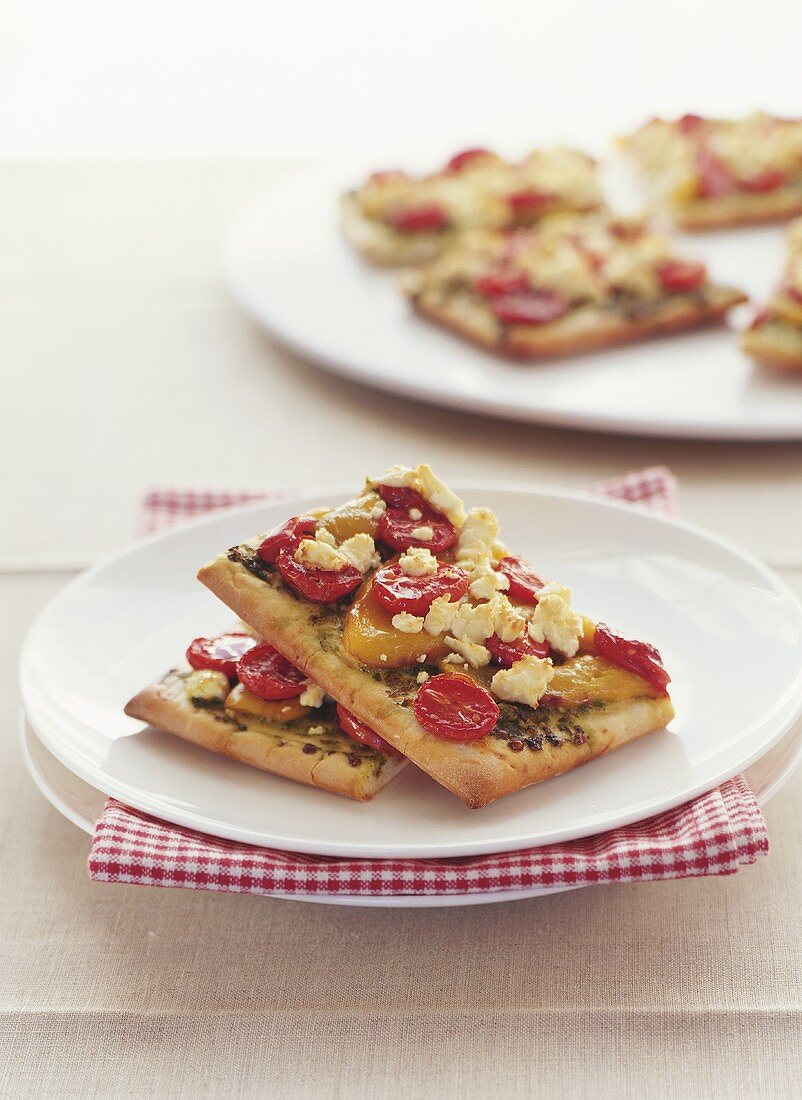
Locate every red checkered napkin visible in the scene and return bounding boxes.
[88,468,769,899]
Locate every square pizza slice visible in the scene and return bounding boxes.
[197,466,674,809]
[401,213,746,359]
[124,631,407,801]
[621,112,802,230]
[341,145,604,266]
[740,217,802,371]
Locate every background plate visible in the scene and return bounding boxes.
[224,159,802,440]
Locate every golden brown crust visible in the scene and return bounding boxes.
[740,325,802,371]
[124,670,407,801]
[672,189,802,231]
[411,286,747,361]
[198,555,675,808]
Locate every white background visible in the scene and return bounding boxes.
[2,0,801,157]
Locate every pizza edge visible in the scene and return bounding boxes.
[198,554,674,809]
[125,670,407,802]
[671,189,802,231]
[740,323,802,371]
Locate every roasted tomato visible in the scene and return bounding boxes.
[593,623,670,695]
[236,642,307,700]
[336,703,402,756]
[258,515,317,564]
[485,632,549,667]
[276,547,363,603]
[488,291,571,326]
[372,561,469,618]
[445,147,493,173]
[388,204,449,233]
[740,168,787,193]
[413,674,499,741]
[474,268,531,298]
[656,260,707,292]
[495,555,545,604]
[186,633,257,678]
[695,147,737,198]
[508,188,554,217]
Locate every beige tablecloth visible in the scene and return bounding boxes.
[2,162,801,1098]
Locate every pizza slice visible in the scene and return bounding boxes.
[124,631,407,801]
[341,145,603,266]
[740,217,802,371]
[197,466,675,809]
[401,213,746,359]
[621,112,802,230]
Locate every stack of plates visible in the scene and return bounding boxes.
[19,485,802,907]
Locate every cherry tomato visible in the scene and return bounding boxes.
[445,147,492,173]
[594,623,670,695]
[376,484,427,511]
[276,547,363,603]
[474,268,531,298]
[236,642,307,700]
[656,260,707,293]
[258,515,317,564]
[186,633,257,678]
[696,148,737,198]
[388,204,449,233]
[413,674,499,741]
[748,306,772,330]
[336,703,402,756]
[373,561,469,618]
[496,555,545,604]
[508,188,554,217]
[740,168,787,193]
[367,169,408,184]
[489,291,571,326]
[376,506,457,554]
[485,632,549,667]
[678,113,705,134]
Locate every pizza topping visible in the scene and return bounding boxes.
[740,167,787,193]
[527,582,583,658]
[656,260,707,293]
[398,547,439,576]
[277,547,363,603]
[443,636,491,668]
[294,534,350,572]
[508,188,554,217]
[236,642,307,700]
[373,464,466,527]
[388,203,449,234]
[490,655,555,709]
[337,533,380,573]
[445,147,493,173]
[455,507,500,571]
[413,674,499,741]
[377,505,457,554]
[495,555,545,604]
[488,290,571,326]
[593,623,670,695]
[373,560,469,618]
[391,612,425,634]
[185,668,230,705]
[423,594,461,636]
[468,568,510,601]
[299,682,326,708]
[485,632,550,667]
[186,632,257,678]
[257,516,317,564]
[336,703,402,756]
[695,147,738,198]
[474,268,530,298]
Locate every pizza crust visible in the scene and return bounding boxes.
[124,669,407,801]
[410,285,747,361]
[671,188,802,231]
[198,554,675,808]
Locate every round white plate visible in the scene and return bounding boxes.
[19,709,802,908]
[19,484,802,859]
[224,159,802,440]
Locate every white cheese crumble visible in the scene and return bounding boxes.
[444,636,491,668]
[423,594,460,636]
[338,533,379,573]
[448,600,495,644]
[295,536,348,572]
[455,508,500,577]
[308,725,325,737]
[411,525,434,541]
[408,507,423,521]
[416,670,430,684]
[526,582,583,657]
[398,547,438,576]
[369,500,387,520]
[488,594,527,643]
[315,528,337,547]
[469,567,509,602]
[391,611,425,634]
[185,669,229,704]
[299,682,325,708]
[491,656,554,708]
[373,464,466,527]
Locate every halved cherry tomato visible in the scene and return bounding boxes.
[258,515,317,564]
[373,561,469,618]
[474,268,531,298]
[740,167,787,193]
[336,703,401,756]
[508,188,554,217]
[236,642,307,700]
[276,547,363,603]
[186,633,257,678]
[485,632,549,667]
[445,147,492,173]
[678,113,705,135]
[696,147,737,198]
[495,555,545,604]
[656,260,707,293]
[593,623,670,695]
[376,506,457,554]
[489,291,571,326]
[368,169,408,184]
[413,674,499,741]
[388,204,449,233]
[376,484,427,511]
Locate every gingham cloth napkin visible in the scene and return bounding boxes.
[88,468,769,898]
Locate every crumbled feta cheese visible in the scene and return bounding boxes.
[455,508,500,574]
[185,669,229,704]
[369,500,387,520]
[391,612,425,634]
[338,533,379,573]
[372,464,466,527]
[526,582,582,657]
[423,595,459,636]
[399,547,438,576]
[295,536,348,572]
[442,654,469,669]
[300,682,325,708]
[380,653,388,662]
[417,653,427,662]
[469,567,509,602]
[488,594,527,643]
[308,725,325,737]
[315,528,337,547]
[416,670,430,684]
[491,656,554,708]
[408,507,423,521]
[411,525,434,541]
[445,636,491,668]
[448,600,495,644]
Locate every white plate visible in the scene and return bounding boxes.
[223,159,802,440]
[19,483,802,858]
[19,709,802,908]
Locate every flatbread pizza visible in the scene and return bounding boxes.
[740,217,802,372]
